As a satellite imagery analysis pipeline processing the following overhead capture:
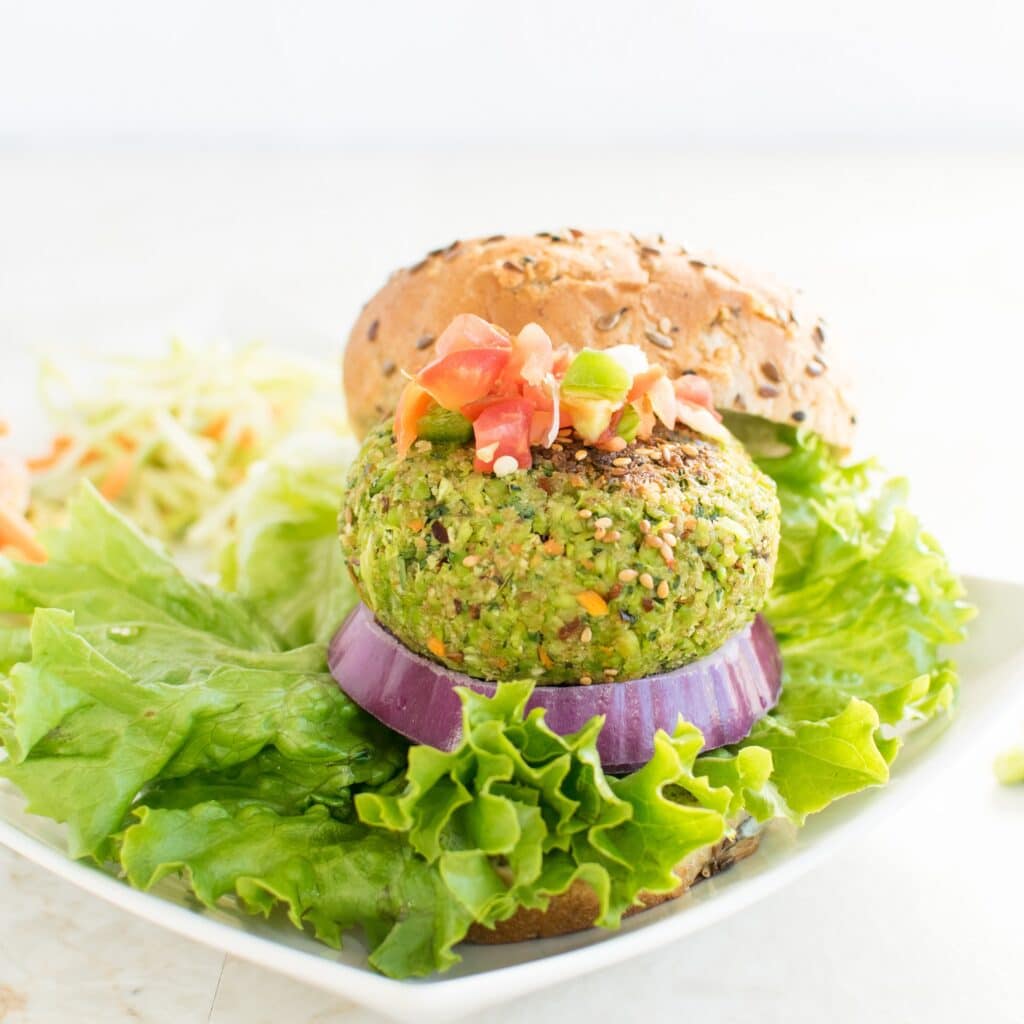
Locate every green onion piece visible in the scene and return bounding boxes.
[416,404,474,444]
[561,350,631,404]
[995,747,1024,785]
[616,404,641,442]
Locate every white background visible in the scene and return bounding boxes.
[1,4,1024,1024]
[2,1,1024,149]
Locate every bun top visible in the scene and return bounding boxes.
[343,229,855,448]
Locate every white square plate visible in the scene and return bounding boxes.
[0,576,1019,1022]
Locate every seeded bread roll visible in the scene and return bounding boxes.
[343,229,855,447]
[466,825,762,944]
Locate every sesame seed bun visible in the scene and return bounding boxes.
[343,230,855,448]
[465,825,761,944]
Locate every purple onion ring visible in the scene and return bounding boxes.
[328,603,782,773]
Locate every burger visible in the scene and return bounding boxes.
[329,230,861,941]
[0,229,970,977]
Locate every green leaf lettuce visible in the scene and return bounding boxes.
[357,682,742,934]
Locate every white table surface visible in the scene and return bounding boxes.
[0,151,1022,1023]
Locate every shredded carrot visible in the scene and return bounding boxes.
[0,419,9,437]
[0,506,47,563]
[542,539,565,556]
[427,636,446,659]
[408,518,424,532]
[576,590,609,617]
[27,433,73,472]
[115,433,139,452]
[200,414,230,441]
[99,453,135,501]
[538,646,554,669]
[236,425,257,450]
[78,448,103,468]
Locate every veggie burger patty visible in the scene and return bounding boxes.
[340,421,780,684]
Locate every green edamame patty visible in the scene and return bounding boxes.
[339,423,780,684]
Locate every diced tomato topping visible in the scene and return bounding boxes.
[647,373,678,428]
[551,345,573,376]
[635,396,657,438]
[472,398,533,472]
[508,323,555,387]
[418,348,511,410]
[435,314,511,357]
[394,312,728,469]
[531,407,562,446]
[674,374,721,419]
[522,375,560,446]
[459,394,510,421]
[394,382,434,457]
[520,380,553,411]
[627,365,667,403]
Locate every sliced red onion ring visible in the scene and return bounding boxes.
[328,604,782,773]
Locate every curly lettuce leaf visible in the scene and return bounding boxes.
[727,417,974,817]
[217,434,359,648]
[693,745,778,822]
[120,802,468,979]
[357,681,744,934]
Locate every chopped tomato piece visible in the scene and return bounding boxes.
[521,381,553,410]
[647,374,678,428]
[530,408,558,446]
[635,396,657,438]
[418,348,510,411]
[504,323,555,389]
[435,314,511,357]
[394,382,434,457]
[551,345,573,376]
[674,374,721,419]
[472,398,533,473]
[627,365,667,403]
[459,394,510,421]
[676,400,729,441]
[524,377,560,447]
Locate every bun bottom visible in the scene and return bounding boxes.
[466,825,761,945]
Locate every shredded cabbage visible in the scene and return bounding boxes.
[28,341,350,548]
